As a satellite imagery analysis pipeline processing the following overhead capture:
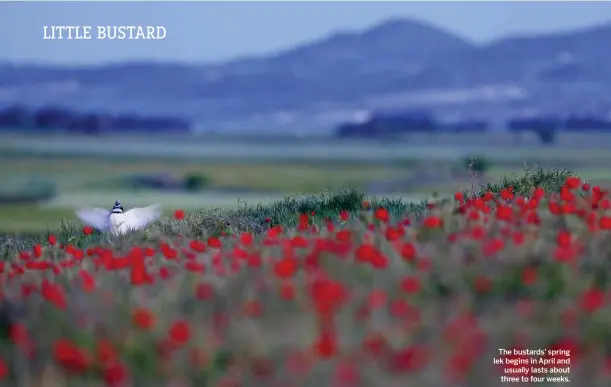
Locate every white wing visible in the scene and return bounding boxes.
[75,207,111,231]
[121,204,162,231]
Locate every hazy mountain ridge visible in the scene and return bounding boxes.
[1,18,611,132]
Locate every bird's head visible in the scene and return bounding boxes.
[112,199,124,213]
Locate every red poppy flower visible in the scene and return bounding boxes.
[274,257,298,279]
[104,362,128,387]
[375,207,389,222]
[0,357,7,380]
[400,242,417,261]
[53,339,90,373]
[168,320,191,345]
[313,331,337,358]
[423,216,443,228]
[400,276,421,294]
[580,288,605,313]
[132,308,155,330]
[388,344,429,373]
[195,282,214,301]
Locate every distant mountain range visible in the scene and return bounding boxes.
[2,17,611,133]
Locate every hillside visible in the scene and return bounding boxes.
[2,18,611,132]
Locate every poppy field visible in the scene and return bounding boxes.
[1,167,611,386]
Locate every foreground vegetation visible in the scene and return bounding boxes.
[2,168,611,386]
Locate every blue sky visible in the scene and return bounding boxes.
[1,1,610,65]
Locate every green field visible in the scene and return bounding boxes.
[0,155,413,233]
[3,133,611,234]
[0,156,408,192]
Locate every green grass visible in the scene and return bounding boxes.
[490,166,611,181]
[0,154,417,234]
[0,206,71,233]
[0,155,408,193]
[0,167,571,259]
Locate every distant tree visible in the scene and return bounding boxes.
[335,110,439,138]
[535,129,556,145]
[0,105,32,129]
[32,106,73,130]
[462,156,491,174]
[564,115,611,132]
[184,173,210,192]
[506,115,559,145]
[444,119,490,132]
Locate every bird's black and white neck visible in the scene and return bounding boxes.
[112,199,124,214]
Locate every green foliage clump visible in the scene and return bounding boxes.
[463,156,492,174]
[183,172,210,192]
[0,179,56,205]
[536,129,557,145]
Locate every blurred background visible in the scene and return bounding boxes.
[1,1,611,234]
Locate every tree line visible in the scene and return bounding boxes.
[336,111,611,144]
[0,105,191,134]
